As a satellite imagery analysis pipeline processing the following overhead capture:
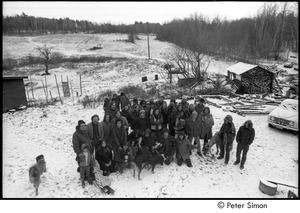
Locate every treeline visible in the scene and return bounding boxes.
[156,2,298,60]
[2,12,161,35]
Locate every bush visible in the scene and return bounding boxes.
[78,95,95,108]
[118,85,147,99]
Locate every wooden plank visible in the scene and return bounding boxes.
[266,178,298,189]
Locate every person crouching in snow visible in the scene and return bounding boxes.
[80,143,95,188]
[218,115,236,164]
[234,120,255,169]
[114,143,130,174]
[95,140,116,176]
[176,131,194,167]
[159,128,176,165]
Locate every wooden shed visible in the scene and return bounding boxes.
[227,62,275,94]
[3,76,28,112]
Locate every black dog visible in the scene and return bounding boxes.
[142,154,165,174]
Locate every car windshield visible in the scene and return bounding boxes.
[280,103,298,111]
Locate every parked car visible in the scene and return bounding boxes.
[284,62,294,68]
[268,99,298,134]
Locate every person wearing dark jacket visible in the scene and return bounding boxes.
[194,97,205,117]
[158,128,176,165]
[105,101,118,120]
[114,143,130,173]
[176,131,193,167]
[95,140,116,176]
[134,109,150,134]
[112,93,121,110]
[218,115,236,164]
[184,104,195,119]
[121,104,135,128]
[111,119,127,158]
[86,114,104,153]
[141,128,156,154]
[111,111,129,134]
[180,95,190,112]
[120,92,131,111]
[72,120,93,172]
[234,120,255,169]
[145,99,156,119]
[167,102,177,136]
[161,101,169,130]
[130,104,140,130]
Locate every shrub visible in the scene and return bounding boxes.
[118,85,147,99]
[78,95,95,108]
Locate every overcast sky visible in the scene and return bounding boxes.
[3,1,273,24]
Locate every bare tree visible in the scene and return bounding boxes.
[36,45,53,75]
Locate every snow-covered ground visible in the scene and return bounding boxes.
[2,33,298,198]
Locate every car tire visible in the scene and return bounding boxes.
[294,131,298,135]
[268,123,273,128]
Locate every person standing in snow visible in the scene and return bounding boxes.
[105,101,118,120]
[180,95,190,112]
[194,96,205,117]
[218,115,236,164]
[149,107,164,140]
[134,109,150,135]
[72,120,93,172]
[120,92,131,111]
[186,111,205,157]
[111,119,127,158]
[234,120,255,170]
[111,111,129,134]
[157,128,176,165]
[100,113,113,149]
[202,107,214,152]
[86,114,104,153]
[79,143,95,187]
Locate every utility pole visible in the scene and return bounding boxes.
[147,33,150,60]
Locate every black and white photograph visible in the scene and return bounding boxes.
[2,1,299,199]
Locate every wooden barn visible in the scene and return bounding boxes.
[227,62,275,94]
[3,76,28,112]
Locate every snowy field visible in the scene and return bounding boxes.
[2,33,298,198]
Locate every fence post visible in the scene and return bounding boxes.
[44,75,49,100]
[41,79,48,103]
[80,74,82,96]
[29,73,34,100]
[55,74,63,104]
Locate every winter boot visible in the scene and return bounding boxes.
[217,155,224,159]
[233,161,240,165]
[240,165,244,170]
[81,180,85,188]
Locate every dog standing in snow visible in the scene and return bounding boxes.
[203,132,221,156]
[29,155,47,196]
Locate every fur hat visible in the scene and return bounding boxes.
[244,120,253,129]
[225,115,233,123]
[36,154,44,162]
[91,114,99,121]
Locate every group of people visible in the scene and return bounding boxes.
[72,93,255,188]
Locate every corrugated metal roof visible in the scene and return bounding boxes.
[227,62,258,75]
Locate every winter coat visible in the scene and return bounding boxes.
[111,125,127,149]
[181,101,190,112]
[105,107,118,120]
[96,145,113,164]
[219,122,236,145]
[150,113,163,131]
[195,103,205,117]
[161,107,169,128]
[79,150,92,167]
[121,109,135,126]
[120,95,131,110]
[176,138,192,161]
[236,126,255,146]
[130,109,140,122]
[134,117,150,134]
[111,116,129,131]
[112,96,121,110]
[141,134,156,152]
[100,121,112,142]
[72,129,93,160]
[202,112,214,139]
[86,122,104,147]
[160,136,176,157]
[186,116,205,138]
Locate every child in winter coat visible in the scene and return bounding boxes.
[202,107,214,151]
[218,115,236,164]
[79,143,95,188]
[176,131,193,167]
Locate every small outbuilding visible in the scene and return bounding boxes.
[227,62,275,94]
[3,76,28,112]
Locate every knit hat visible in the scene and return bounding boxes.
[225,115,233,123]
[36,154,44,162]
[91,114,99,121]
[76,120,86,130]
